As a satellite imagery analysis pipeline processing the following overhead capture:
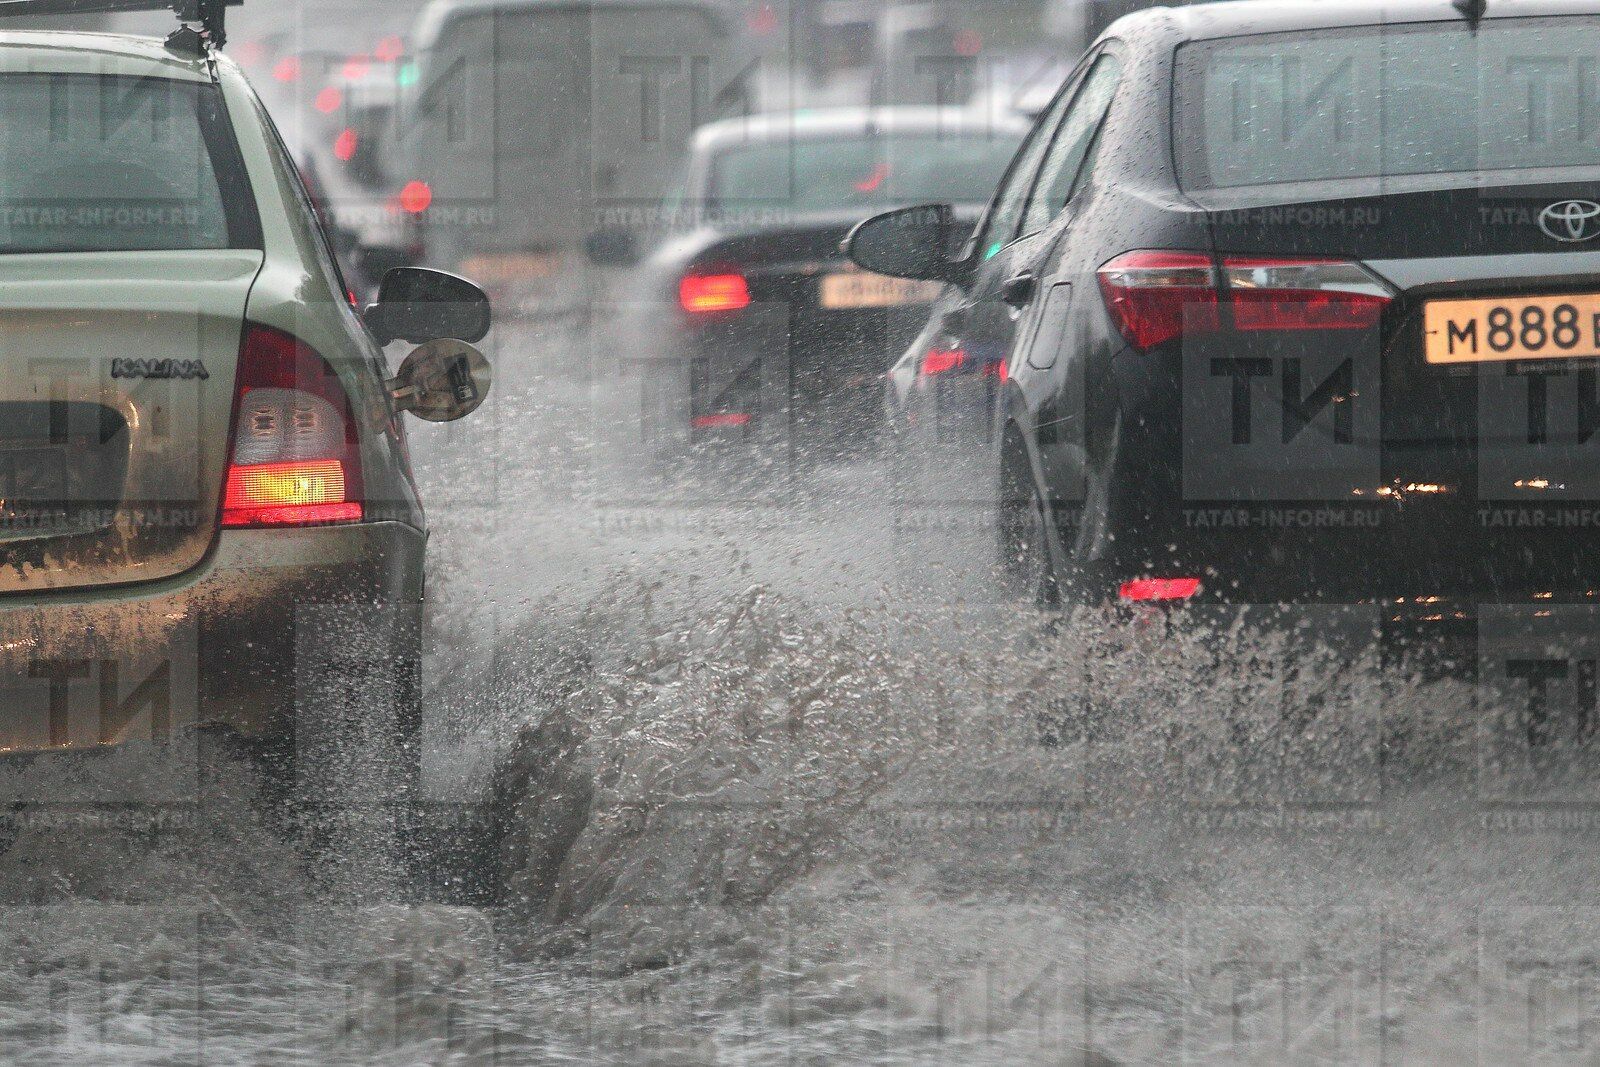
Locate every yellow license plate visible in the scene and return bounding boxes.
[819,272,944,310]
[1424,292,1600,365]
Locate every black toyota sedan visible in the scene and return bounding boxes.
[593,107,1027,458]
[849,0,1600,612]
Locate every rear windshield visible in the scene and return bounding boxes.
[1176,16,1600,190]
[707,131,1023,214]
[0,74,258,254]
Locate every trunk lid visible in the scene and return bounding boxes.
[0,250,262,595]
[1200,177,1600,451]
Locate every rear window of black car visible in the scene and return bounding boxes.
[707,131,1023,214]
[1176,16,1600,189]
[0,74,259,254]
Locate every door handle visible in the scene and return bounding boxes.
[1002,271,1038,309]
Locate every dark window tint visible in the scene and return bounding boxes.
[0,74,257,254]
[1021,53,1121,233]
[707,131,1023,216]
[974,66,1082,259]
[1178,17,1600,189]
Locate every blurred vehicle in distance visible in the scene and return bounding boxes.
[395,0,752,318]
[593,106,1027,458]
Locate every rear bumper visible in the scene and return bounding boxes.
[0,522,424,753]
[1080,342,1600,603]
[650,305,927,434]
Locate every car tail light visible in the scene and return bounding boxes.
[680,273,751,314]
[920,348,967,376]
[1119,577,1201,602]
[334,127,359,162]
[222,325,363,528]
[1097,251,1220,352]
[1098,252,1393,352]
[691,413,752,429]
[398,180,433,215]
[1220,257,1391,331]
[375,35,406,63]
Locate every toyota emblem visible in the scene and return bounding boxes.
[1539,200,1600,243]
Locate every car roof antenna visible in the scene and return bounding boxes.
[1452,0,1487,30]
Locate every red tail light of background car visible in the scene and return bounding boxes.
[680,273,752,314]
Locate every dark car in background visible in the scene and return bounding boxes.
[849,0,1600,624]
[598,106,1027,457]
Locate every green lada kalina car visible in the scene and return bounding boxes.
[0,16,492,797]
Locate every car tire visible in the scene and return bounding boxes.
[998,446,1060,607]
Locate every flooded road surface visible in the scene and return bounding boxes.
[2,312,1600,1064]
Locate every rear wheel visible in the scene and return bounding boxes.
[998,447,1059,607]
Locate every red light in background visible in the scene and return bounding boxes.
[680,273,751,313]
[314,87,343,113]
[398,180,433,214]
[982,359,1009,382]
[747,4,778,34]
[375,35,406,62]
[855,163,889,193]
[235,40,265,67]
[692,414,753,429]
[334,127,359,161]
[953,29,983,56]
[272,56,301,82]
[1119,578,1201,603]
[343,54,372,81]
[920,348,966,376]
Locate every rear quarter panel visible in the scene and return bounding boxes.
[217,64,424,533]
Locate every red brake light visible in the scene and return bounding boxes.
[691,413,753,429]
[314,87,343,114]
[1221,256,1391,331]
[375,35,406,62]
[1097,251,1220,352]
[921,348,967,376]
[222,325,363,528]
[1119,577,1201,602]
[680,273,751,314]
[334,128,359,162]
[398,181,433,215]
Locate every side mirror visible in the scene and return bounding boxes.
[585,227,640,268]
[844,203,965,285]
[364,267,492,346]
[388,339,492,423]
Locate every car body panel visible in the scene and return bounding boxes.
[0,522,423,752]
[0,249,263,594]
[0,31,436,753]
[901,0,1600,610]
